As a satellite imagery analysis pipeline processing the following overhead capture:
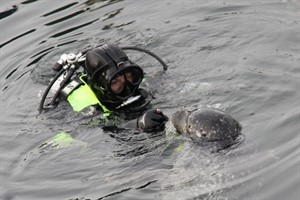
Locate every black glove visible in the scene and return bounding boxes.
[137,109,169,132]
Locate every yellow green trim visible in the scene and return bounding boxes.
[66,74,110,116]
[40,132,88,150]
[53,132,73,142]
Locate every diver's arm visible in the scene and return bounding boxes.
[44,109,168,150]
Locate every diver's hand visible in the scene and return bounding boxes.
[137,109,168,132]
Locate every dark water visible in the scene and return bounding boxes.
[1,0,299,200]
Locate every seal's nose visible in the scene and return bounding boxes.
[171,110,189,134]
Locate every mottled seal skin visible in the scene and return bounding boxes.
[172,108,242,143]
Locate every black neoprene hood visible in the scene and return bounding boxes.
[85,43,143,96]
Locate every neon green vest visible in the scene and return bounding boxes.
[66,76,110,117]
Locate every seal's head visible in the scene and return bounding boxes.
[172,108,242,144]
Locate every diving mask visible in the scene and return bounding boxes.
[92,63,143,100]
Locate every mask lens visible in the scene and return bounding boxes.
[109,68,143,94]
[125,68,143,85]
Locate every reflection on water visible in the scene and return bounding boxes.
[21,0,39,5]
[42,2,79,17]
[1,0,299,200]
[0,5,18,20]
[85,0,124,6]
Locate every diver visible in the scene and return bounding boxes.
[39,43,169,132]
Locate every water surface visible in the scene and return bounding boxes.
[1,0,299,200]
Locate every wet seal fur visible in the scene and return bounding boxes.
[172,108,242,146]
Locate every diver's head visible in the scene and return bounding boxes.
[85,43,144,103]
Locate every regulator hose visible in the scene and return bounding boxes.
[49,66,76,106]
[121,46,168,70]
[38,68,64,113]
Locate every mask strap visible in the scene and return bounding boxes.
[105,49,124,68]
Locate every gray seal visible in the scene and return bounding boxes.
[171,108,242,144]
